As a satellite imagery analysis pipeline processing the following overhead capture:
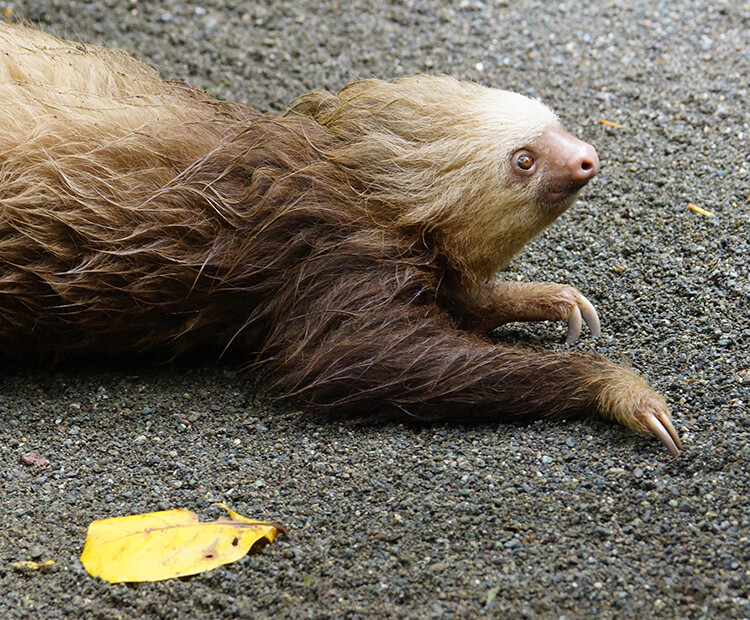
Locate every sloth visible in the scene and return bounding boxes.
[0,22,681,455]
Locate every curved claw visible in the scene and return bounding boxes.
[658,410,682,451]
[566,305,583,344]
[566,294,600,344]
[644,411,682,457]
[579,294,601,338]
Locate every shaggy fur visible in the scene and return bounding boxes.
[0,23,680,453]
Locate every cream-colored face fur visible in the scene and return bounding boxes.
[306,75,586,282]
[428,82,569,278]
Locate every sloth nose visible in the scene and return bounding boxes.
[570,141,600,185]
[541,127,600,188]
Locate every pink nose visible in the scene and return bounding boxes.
[533,127,601,208]
[539,127,600,189]
[569,140,600,185]
[540,127,599,188]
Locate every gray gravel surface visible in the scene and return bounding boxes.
[1,0,748,618]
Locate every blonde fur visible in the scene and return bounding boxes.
[0,22,254,211]
[293,75,564,282]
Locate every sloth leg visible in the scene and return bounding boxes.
[268,307,681,456]
[463,280,601,344]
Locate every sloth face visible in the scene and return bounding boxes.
[509,126,599,213]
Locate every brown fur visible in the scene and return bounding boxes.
[0,23,677,449]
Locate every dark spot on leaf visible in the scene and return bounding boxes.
[232,537,239,546]
[205,554,214,559]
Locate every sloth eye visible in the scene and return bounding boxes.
[515,154,534,171]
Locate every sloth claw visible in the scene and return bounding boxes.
[566,305,583,344]
[565,292,600,344]
[628,396,682,457]
[644,410,682,457]
[579,294,601,338]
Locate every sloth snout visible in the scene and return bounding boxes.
[539,127,600,190]
[570,141,600,186]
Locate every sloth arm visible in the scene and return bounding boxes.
[268,297,680,456]
[456,280,601,344]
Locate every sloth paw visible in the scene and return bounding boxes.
[537,285,600,344]
[486,281,601,342]
[599,382,682,457]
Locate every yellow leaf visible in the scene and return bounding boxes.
[80,504,287,583]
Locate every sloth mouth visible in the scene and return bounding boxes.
[543,183,584,210]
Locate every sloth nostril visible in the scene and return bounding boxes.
[572,146,600,182]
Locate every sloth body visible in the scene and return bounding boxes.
[0,23,680,455]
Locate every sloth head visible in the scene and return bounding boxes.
[292,75,599,281]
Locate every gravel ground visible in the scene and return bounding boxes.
[1,0,748,618]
